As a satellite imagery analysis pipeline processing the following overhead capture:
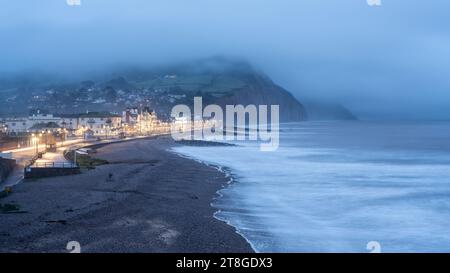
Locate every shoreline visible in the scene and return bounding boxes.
[170,150,258,252]
[0,136,254,253]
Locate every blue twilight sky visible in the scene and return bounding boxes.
[1,0,450,119]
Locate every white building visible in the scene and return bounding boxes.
[139,108,158,135]
[59,115,79,132]
[4,110,130,138]
[4,110,62,135]
[122,107,140,127]
[0,121,7,134]
[28,110,61,124]
[3,118,28,134]
[61,112,122,137]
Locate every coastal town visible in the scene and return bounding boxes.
[0,107,177,187]
[0,107,171,150]
[0,103,223,186]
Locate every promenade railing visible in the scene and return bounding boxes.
[30,162,78,169]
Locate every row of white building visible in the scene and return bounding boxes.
[0,108,167,137]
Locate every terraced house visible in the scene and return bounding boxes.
[60,112,122,137]
[3,110,62,135]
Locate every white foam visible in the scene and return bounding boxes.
[172,121,450,252]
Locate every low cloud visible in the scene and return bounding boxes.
[1,0,450,119]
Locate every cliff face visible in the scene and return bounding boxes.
[137,57,308,122]
[209,75,307,122]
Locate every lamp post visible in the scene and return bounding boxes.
[44,130,49,152]
[61,129,64,147]
[61,121,67,146]
[61,128,67,147]
[38,133,42,155]
[32,133,40,156]
[31,134,36,155]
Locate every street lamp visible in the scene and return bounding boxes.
[31,133,39,155]
[62,128,67,146]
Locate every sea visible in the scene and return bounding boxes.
[172,121,450,253]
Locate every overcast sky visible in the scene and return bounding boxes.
[1,0,450,119]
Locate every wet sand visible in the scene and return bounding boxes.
[0,136,253,253]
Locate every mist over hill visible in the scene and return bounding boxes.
[0,57,355,121]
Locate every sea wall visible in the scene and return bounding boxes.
[24,166,81,179]
[0,158,16,183]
